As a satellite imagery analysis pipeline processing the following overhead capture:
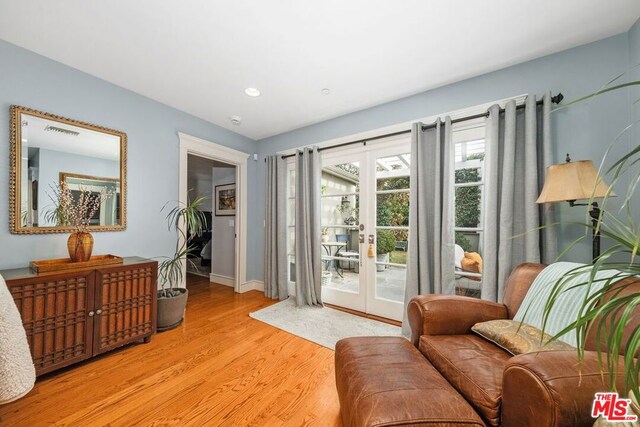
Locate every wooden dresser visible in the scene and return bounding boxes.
[0,257,157,376]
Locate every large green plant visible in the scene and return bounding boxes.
[455,165,482,228]
[540,75,640,402]
[158,195,207,298]
[376,230,396,255]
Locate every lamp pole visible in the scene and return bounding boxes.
[569,200,601,262]
[589,203,601,263]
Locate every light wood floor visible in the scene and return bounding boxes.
[0,275,342,426]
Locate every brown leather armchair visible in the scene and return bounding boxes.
[335,263,634,427]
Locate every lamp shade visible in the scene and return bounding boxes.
[536,160,612,204]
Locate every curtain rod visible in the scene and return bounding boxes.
[274,93,563,161]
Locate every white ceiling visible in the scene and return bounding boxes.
[1,1,639,140]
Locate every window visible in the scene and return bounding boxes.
[452,121,485,297]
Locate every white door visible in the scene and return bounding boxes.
[366,141,411,321]
[318,136,411,321]
[319,149,368,313]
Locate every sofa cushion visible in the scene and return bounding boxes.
[336,337,486,427]
[420,335,511,427]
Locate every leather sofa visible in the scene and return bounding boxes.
[335,263,637,426]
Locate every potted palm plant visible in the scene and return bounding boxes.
[157,195,207,331]
[539,76,640,410]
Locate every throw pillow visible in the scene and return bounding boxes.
[472,319,575,355]
[461,252,482,281]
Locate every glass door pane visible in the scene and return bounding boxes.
[368,149,410,321]
[320,157,366,312]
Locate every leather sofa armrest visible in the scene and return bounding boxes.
[407,295,508,346]
[502,350,627,427]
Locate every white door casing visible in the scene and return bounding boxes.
[178,132,249,293]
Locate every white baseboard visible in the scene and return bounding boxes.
[239,280,265,293]
[209,273,235,287]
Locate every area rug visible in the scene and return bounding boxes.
[249,298,402,349]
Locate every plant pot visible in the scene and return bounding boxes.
[157,288,189,331]
[321,272,332,287]
[376,253,389,272]
[67,232,94,262]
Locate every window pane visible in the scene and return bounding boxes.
[454,139,485,163]
[288,228,295,256]
[455,185,482,228]
[288,199,295,226]
[376,153,410,173]
[454,139,484,183]
[454,230,483,298]
[375,265,406,303]
[455,230,483,255]
[288,255,296,283]
[376,154,410,190]
[455,165,483,184]
[377,176,410,191]
[289,169,295,197]
[376,193,409,227]
[322,269,359,294]
[375,228,408,303]
[322,162,359,196]
[376,229,409,257]
[322,194,359,228]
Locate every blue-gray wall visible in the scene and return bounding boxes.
[0,39,259,272]
[2,19,639,281]
[630,18,640,145]
[256,29,639,278]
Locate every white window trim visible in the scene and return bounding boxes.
[274,94,527,157]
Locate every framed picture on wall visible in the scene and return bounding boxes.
[215,183,236,216]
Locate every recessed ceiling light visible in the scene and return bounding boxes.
[244,87,261,97]
[321,88,331,95]
[229,115,242,126]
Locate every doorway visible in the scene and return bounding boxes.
[287,134,411,321]
[178,133,249,293]
[186,154,237,287]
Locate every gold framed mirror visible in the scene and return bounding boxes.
[9,105,127,234]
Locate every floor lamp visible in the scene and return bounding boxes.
[536,154,612,263]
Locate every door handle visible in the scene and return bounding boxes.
[88,311,95,317]
[96,309,102,315]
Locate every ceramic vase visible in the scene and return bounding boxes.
[67,232,94,262]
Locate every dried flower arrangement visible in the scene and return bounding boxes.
[45,182,113,232]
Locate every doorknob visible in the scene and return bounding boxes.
[96,309,102,315]
[88,311,95,317]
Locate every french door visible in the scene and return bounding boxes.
[314,136,411,321]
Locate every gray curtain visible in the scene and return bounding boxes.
[295,147,323,306]
[264,155,289,300]
[402,118,455,335]
[483,94,557,302]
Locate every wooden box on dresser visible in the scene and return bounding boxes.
[0,257,157,376]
